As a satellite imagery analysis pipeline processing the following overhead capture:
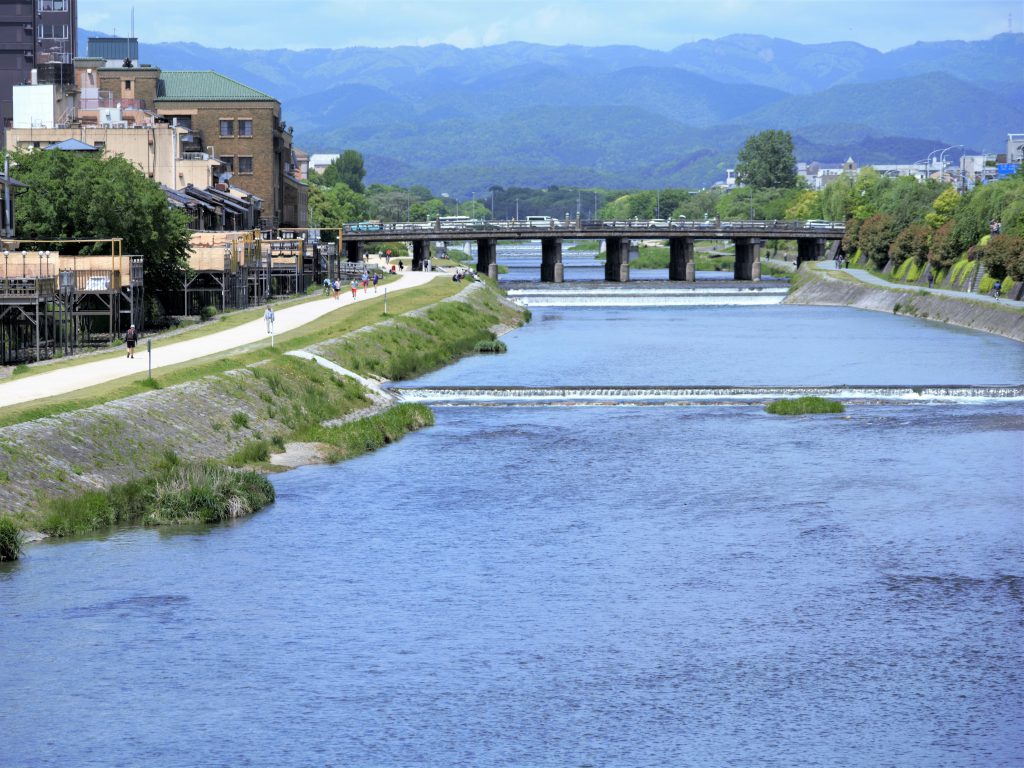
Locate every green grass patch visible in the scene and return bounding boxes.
[227,439,271,467]
[37,458,275,536]
[765,396,845,415]
[568,240,600,251]
[299,403,435,463]
[474,339,507,353]
[0,517,22,561]
[949,258,973,287]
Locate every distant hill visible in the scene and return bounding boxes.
[81,30,1024,191]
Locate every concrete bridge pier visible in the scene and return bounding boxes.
[668,237,695,281]
[412,240,428,271]
[733,238,761,281]
[344,239,363,263]
[605,237,631,282]
[796,238,826,268]
[476,238,498,279]
[541,238,564,283]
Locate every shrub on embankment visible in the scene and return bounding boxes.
[0,517,22,561]
[37,451,275,537]
[765,396,845,415]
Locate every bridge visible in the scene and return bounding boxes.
[339,219,845,282]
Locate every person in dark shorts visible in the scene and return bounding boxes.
[125,324,138,359]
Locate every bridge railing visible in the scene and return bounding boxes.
[340,219,845,236]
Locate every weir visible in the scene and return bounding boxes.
[389,384,1024,405]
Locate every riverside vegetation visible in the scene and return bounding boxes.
[0,280,526,552]
[765,396,845,415]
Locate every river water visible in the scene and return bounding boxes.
[2,302,1022,767]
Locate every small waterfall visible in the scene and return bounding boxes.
[389,385,1024,405]
[505,286,789,307]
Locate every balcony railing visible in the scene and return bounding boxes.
[79,96,148,111]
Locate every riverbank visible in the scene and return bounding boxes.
[0,279,527,543]
[785,264,1024,342]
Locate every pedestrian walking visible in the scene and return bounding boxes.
[125,323,138,359]
[350,278,358,299]
[361,270,369,293]
[399,260,404,271]
[332,278,341,300]
[372,272,380,292]
[264,306,275,334]
[927,271,934,289]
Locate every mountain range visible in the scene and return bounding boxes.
[84,31,1024,193]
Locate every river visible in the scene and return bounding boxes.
[1,300,1022,767]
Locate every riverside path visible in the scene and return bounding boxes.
[0,271,440,410]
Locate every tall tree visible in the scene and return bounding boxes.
[11,150,191,290]
[320,149,367,193]
[734,130,798,189]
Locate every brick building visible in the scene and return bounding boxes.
[154,71,306,229]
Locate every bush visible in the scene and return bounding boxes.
[0,517,22,561]
[200,305,218,321]
[474,339,507,353]
[765,396,845,415]
[230,411,250,429]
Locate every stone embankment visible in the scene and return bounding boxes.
[0,281,525,530]
[785,268,1024,342]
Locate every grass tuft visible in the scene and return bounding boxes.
[765,396,845,416]
[38,461,274,535]
[0,517,22,561]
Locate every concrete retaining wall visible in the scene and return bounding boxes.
[785,268,1024,342]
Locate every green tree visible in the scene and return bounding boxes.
[928,221,961,269]
[925,186,961,229]
[888,224,930,268]
[12,150,190,290]
[980,235,1024,282]
[858,213,899,269]
[315,150,367,193]
[308,182,368,227]
[734,130,798,189]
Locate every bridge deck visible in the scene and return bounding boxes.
[342,219,844,243]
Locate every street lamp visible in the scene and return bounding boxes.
[939,144,963,185]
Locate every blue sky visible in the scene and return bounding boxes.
[81,0,1020,51]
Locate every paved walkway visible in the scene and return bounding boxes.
[0,271,439,410]
[814,261,1013,305]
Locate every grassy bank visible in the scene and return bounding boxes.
[0,280,525,545]
[0,278,463,429]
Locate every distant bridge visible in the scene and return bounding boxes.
[339,219,845,282]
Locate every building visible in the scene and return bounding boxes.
[0,0,77,126]
[154,70,307,228]
[5,36,308,230]
[308,153,339,176]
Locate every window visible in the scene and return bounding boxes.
[219,119,234,137]
[238,119,253,137]
[39,0,68,11]
[221,156,234,172]
[124,80,133,92]
[37,24,68,39]
[238,156,253,174]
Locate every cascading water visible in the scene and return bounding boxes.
[389,384,1024,405]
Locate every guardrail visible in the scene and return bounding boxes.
[340,219,845,236]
